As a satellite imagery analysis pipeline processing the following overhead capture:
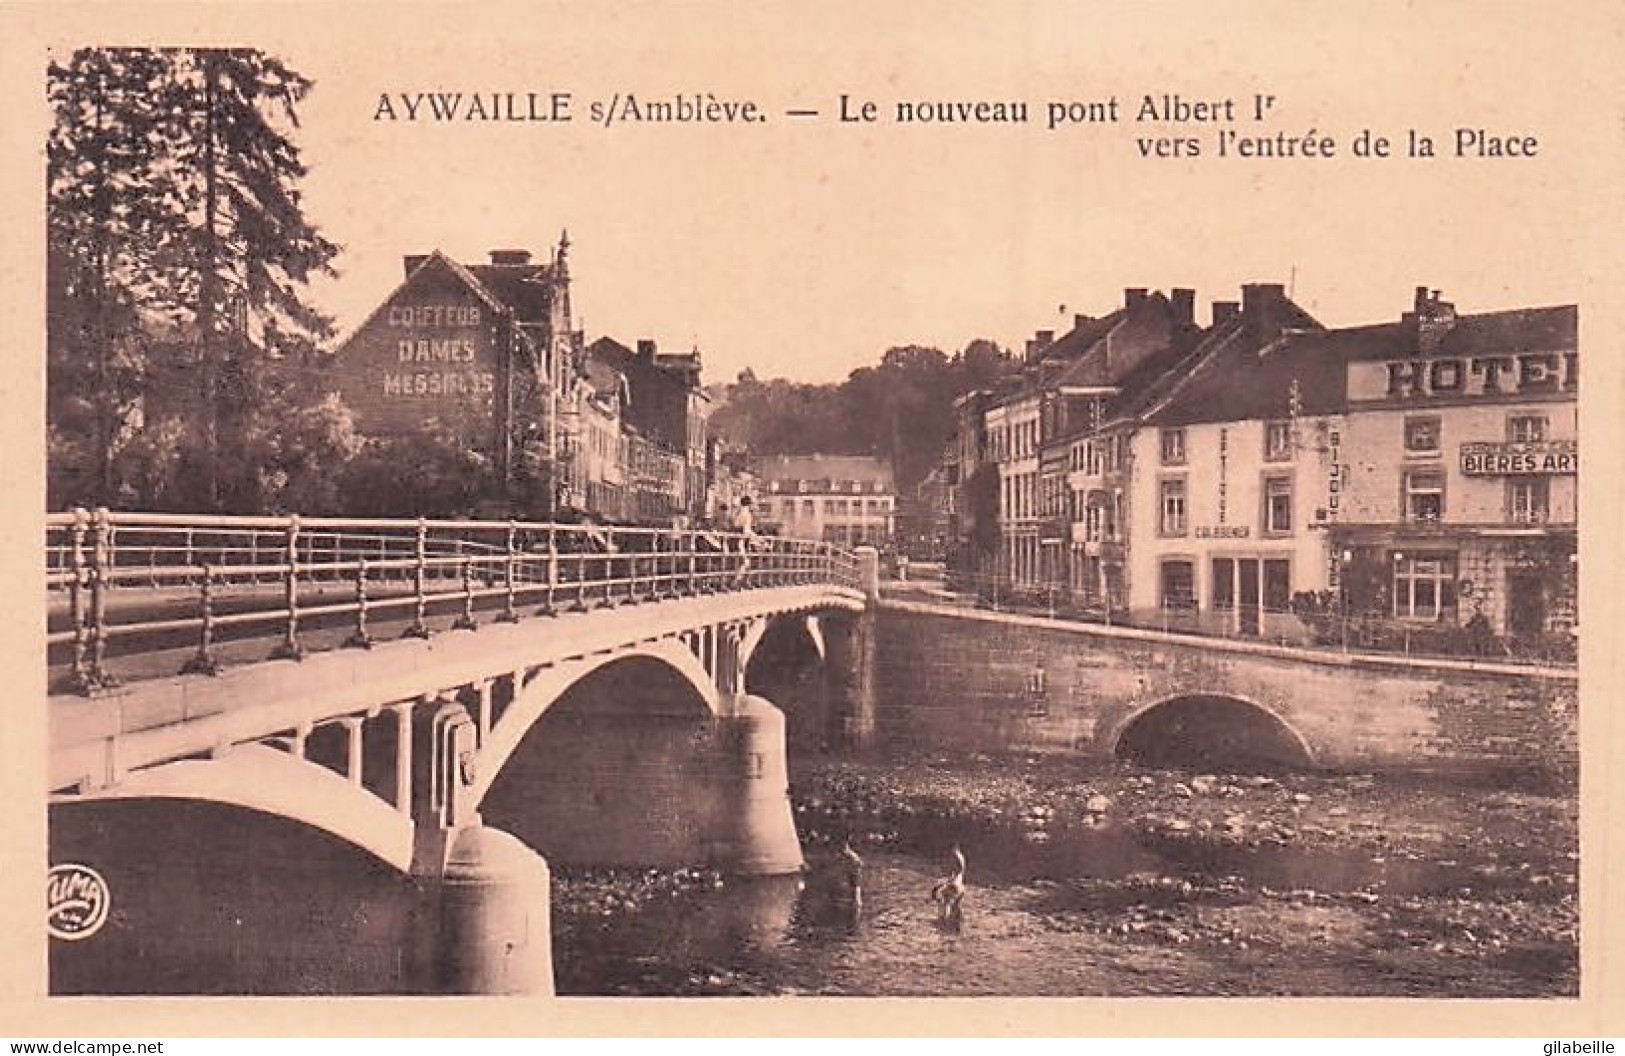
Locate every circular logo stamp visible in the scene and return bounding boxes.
[47,863,111,941]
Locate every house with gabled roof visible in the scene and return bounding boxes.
[983,287,1201,592]
[327,235,584,516]
[1121,283,1334,633]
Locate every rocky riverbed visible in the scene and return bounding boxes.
[550,750,1578,997]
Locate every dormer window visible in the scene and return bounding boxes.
[1264,420,1294,462]
[1160,428,1186,466]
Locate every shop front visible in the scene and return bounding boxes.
[1328,525,1575,656]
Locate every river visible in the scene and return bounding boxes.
[551,750,1578,997]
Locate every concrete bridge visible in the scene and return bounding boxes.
[45,511,875,996]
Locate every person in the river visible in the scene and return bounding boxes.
[930,844,967,930]
[837,834,865,920]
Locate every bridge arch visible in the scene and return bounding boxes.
[49,746,424,995]
[471,638,718,804]
[742,613,834,751]
[58,743,415,870]
[474,643,727,867]
[1111,693,1316,771]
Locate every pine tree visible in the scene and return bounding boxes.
[46,47,341,513]
[157,48,340,511]
[46,47,174,506]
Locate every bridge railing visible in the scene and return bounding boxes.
[46,509,864,693]
[928,571,1577,667]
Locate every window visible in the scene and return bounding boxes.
[1264,420,1294,461]
[1085,497,1105,542]
[1160,428,1186,465]
[801,499,815,518]
[1160,560,1196,611]
[1404,416,1441,454]
[1394,553,1457,620]
[1509,478,1550,524]
[1160,478,1188,536]
[1264,476,1293,535]
[1508,414,1548,443]
[1211,558,1235,611]
[1403,468,1445,523]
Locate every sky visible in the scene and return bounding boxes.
[60,2,1616,386]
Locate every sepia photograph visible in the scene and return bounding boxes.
[6,0,1624,1038]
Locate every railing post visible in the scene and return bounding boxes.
[181,565,222,675]
[86,507,114,689]
[548,527,566,616]
[64,507,93,693]
[345,557,373,649]
[454,556,478,630]
[271,514,306,661]
[498,520,520,623]
[687,532,699,596]
[405,516,431,638]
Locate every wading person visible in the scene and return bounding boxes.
[930,844,967,931]
[838,834,865,922]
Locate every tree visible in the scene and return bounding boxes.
[46,48,174,506]
[157,48,341,511]
[340,423,496,518]
[46,47,340,514]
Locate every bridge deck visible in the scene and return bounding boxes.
[50,583,865,794]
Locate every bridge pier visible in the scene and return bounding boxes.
[404,697,555,996]
[428,823,554,996]
[710,694,803,875]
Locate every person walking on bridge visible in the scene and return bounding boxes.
[731,495,757,587]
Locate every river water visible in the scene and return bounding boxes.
[552,754,1577,998]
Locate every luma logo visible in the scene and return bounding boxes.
[47,863,110,941]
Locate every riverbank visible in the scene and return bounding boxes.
[549,750,1577,996]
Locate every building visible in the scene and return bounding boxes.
[1327,288,1577,643]
[587,337,713,521]
[753,454,896,546]
[949,389,994,578]
[986,287,1202,590]
[329,237,582,516]
[1125,283,1333,632]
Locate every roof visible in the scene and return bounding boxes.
[464,260,559,325]
[332,249,557,369]
[1138,299,1576,428]
[754,453,895,487]
[1141,297,1330,427]
[1333,304,1576,361]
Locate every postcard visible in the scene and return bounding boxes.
[2,0,1622,1039]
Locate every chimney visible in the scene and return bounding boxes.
[488,249,533,266]
[403,254,429,279]
[1411,285,1457,353]
[1241,283,1286,316]
[1241,283,1288,345]
[636,339,657,362]
[1124,287,1149,310]
[1212,301,1240,326]
[1170,288,1196,328]
[1025,330,1056,360]
[1074,313,1091,331]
